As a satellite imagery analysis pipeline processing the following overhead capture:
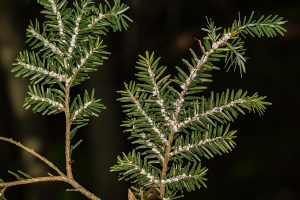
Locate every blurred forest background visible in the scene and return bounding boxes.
[0,0,300,199]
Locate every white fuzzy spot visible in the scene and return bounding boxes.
[31,95,64,111]
[29,29,63,56]
[88,13,106,28]
[48,0,65,39]
[72,101,94,121]
[68,15,82,56]
[20,62,67,81]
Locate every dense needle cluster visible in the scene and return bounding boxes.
[0,0,130,199]
[111,12,287,199]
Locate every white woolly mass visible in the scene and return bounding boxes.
[19,62,67,81]
[161,173,198,184]
[68,15,82,56]
[29,29,63,56]
[180,83,186,89]
[179,98,247,130]
[72,101,94,121]
[170,136,223,157]
[88,13,106,28]
[129,163,198,186]
[138,132,164,160]
[168,119,179,133]
[175,32,233,119]
[129,91,167,143]
[211,33,232,51]
[172,98,184,133]
[133,164,159,184]
[31,95,64,110]
[147,63,171,125]
[48,0,65,39]
[65,46,98,86]
[74,47,97,72]
[223,32,231,41]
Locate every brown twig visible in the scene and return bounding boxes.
[64,84,73,180]
[0,136,64,177]
[0,176,66,188]
[159,135,173,198]
[0,136,101,200]
[66,178,100,200]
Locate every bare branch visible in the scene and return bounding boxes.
[0,176,66,188]
[0,136,64,176]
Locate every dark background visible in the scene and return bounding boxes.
[0,0,299,199]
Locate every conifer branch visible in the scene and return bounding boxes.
[165,163,207,192]
[27,27,64,56]
[68,14,82,57]
[162,173,201,185]
[131,163,160,185]
[171,125,236,162]
[145,59,170,123]
[111,151,161,187]
[113,12,286,199]
[67,43,102,86]
[232,12,287,37]
[88,13,108,28]
[12,51,68,84]
[87,0,130,31]
[70,90,104,125]
[47,0,65,39]
[3,0,131,199]
[67,0,91,58]
[72,100,94,121]
[25,85,66,115]
[136,133,164,161]
[73,46,98,74]
[30,94,65,111]
[174,33,232,123]
[170,136,225,157]
[126,88,167,144]
[178,98,248,130]
[0,84,103,200]
[17,62,67,82]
